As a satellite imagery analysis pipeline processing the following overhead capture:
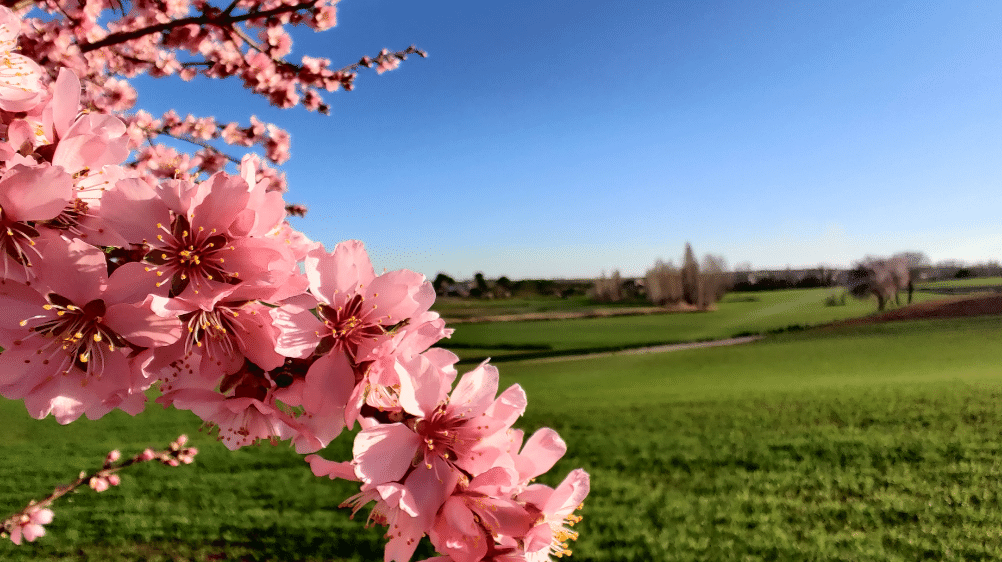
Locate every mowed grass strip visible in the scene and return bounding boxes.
[446,287,948,362]
[1,315,1001,560]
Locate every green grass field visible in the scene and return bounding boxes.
[2,311,1002,560]
[916,276,1002,290]
[444,287,948,362]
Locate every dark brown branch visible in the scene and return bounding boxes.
[79,0,317,53]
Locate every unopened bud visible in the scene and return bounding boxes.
[139,448,156,462]
[107,474,121,487]
[105,450,121,464]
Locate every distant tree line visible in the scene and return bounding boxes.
[731,267,841,292]
[591,243,732,310]
[641,243,730,309]
[432,272,591,299]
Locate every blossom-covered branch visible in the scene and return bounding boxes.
[0,5,587,560]
[14,0,424,200]
[1,435,198,545]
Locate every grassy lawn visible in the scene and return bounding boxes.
[2,315,1002,560]
[445,287,949,362]
[507,315,1002,561]
[916,276,1002,290]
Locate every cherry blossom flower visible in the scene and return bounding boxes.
[429,468,534,562]
[0,8,44,112]
[517,469,590,562]
[0,233,180,423]
[7,505,53,545]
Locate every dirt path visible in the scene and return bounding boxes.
[527,294,1002,363]
[531,335,764,363]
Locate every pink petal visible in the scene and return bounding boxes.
[105,302,181,348]
[270,304,322,358]
[396,355,450,419]
[543,469,591,519]
[485,384,528,427]
[304,455,358,481]
[305,240,375,304]
[31,233,107,303]
[446,362,499,420]
[193,172,251,232]
[99,178,170,245]
[352,423,421,486]
[0,164,73,222]
[52,68,81,139]
[516,428,567,482]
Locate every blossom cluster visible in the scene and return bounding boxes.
[14,0,425,196]
[0,6,587,560]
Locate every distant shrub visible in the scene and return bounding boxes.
[824,293,847,307]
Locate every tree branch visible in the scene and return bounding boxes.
[79,0,317,53]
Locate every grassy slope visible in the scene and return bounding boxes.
[444,288,946,361]
[506,316,1002,561]
[2,316,1002,560]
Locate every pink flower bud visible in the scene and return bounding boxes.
[105,450,121,464]
[107,474,121,487]
[139,449,156,462]
[89,477,109,492]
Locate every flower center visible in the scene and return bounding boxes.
[144,214,238,296]
[17,293,130,376]
[181,305,243,358]
[316,293,385,360]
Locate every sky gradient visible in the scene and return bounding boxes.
[136,0,1002,280]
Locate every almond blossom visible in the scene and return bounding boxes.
[0,233,180,423]
[0,9,43,112]
[6,505,53,545]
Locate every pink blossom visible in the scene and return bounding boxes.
[0,233,181,423]
[517,469,590,562]
[8,505,53,545]
[161,386,302,450]
[149,286,285,386]
[100,172,298,298]
[0,8,44,112]
[429,468,533,562]
[350,362,526,512]
[272,240,434,363]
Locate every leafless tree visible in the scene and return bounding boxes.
[644,260,682,305]
[681,243,700,307]
[699,254,730,308]
[590,270,623,302]
[848,256,913,311]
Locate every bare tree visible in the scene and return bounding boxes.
[645,259,682,305]
[847,256,913,311]
[681,243,700,307]
[700,254,730,307]
[590,270,623,302]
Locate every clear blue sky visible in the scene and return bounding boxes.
[135,0,1002,280]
